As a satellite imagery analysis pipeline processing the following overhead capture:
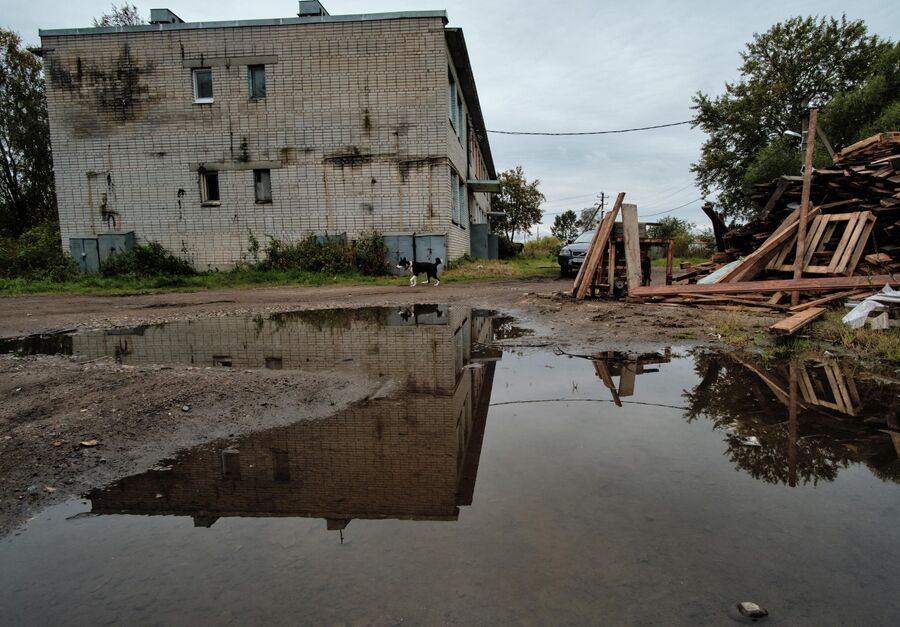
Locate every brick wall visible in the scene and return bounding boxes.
[42,16,491,268]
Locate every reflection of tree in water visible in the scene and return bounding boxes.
[684,351,900,487]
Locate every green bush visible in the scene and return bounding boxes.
[523,236,562,259]
[261,235,352,275]
[497,234,522,259]
[101,242,195,277]
[0,223,78,281]
[354,231,388,276]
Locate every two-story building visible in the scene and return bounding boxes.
[39,2,499,271]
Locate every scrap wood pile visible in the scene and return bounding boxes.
[629,131,900,335]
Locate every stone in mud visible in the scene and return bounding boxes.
[737,602,768,620]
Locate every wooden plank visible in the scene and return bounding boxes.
[788,289,872,312]
[593,360,622,407]
[618,363,636,397]
[842,215,875,275]
[621,203,642,293]
[632,274,898,297]
[768,291,785,305]
[607,239,616,296]
[770,307,826,335]
[758,179,790,221]
[865,253,893,264]
[574,193,625,300]
[792,107,818,306]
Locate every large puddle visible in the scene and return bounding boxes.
[1,306,899,625]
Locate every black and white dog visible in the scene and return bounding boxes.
[396,257,442,287]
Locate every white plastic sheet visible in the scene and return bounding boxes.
[841,284,900,329]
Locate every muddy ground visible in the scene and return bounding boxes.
[0,274,778,535]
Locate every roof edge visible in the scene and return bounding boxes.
[39,10,448,38]
[445,28,496,180]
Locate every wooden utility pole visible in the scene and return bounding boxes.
[792,108,818,306]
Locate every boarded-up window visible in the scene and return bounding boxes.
[248,65,266,99]
[192,68,213,102]
[265,357,283,370]
[254,169,272,203]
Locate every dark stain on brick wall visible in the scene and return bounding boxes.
[48,44,155,124]
[324,146,374,168]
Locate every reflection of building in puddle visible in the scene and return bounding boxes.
[88,308,505,532]
[685,353,900,486]
[591,350,672,406]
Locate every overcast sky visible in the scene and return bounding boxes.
[2,0,898,232]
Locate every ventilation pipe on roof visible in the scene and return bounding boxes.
[298,1,329,17]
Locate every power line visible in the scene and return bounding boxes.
[487,120,693,136]
[639,197,705,218]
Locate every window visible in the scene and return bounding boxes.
[459,178,467,226]
[448,70,458,130]
[457,92,464,143]
[272,449,290,482]
[201,171,220,204]
[248,65,266,99]
[192,68,213,103]
[221,449,241,479]
[451,171,460,224]
[254,169,272,203]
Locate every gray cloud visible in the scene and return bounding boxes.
[2,0,897,230]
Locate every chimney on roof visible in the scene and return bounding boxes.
[297,1,329,17]
[149,9,185,24]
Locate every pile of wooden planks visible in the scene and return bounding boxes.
[631,131,900,334]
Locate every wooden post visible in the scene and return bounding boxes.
[607,240,616,295]
[788,362,799,488]
[792,108,818,306]
[621,203,641,294]
[665,239,674,285]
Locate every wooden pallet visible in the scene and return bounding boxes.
[767,211,875,275]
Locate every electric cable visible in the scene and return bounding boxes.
[487,120,693,136]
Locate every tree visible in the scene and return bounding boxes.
[0,29,55,236]
[576,207,600,231]
[550,210,579,242]
[93,3,145,27]
[647,216,694,240]
[692,15,890,221]
[489,166,545,241]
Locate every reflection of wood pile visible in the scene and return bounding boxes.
[591,350,672,406]
[631,132,900,333]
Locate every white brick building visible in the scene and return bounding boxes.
[39,2,499,271]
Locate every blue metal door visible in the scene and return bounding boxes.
[69,238,100,273]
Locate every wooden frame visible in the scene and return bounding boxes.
[768,211,875,275]
[798,362,861,416]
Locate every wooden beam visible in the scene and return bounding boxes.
[792,108,818,306]
[770,307,826,335]
[621,203,642,294]
[631,274,898,297]
[574,193,625,300]
[788,289,873,313]
[758,179,790,221]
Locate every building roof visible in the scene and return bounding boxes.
[39,10,448,37]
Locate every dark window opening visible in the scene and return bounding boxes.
[272,449,290,482]
[265,356,283,370]
[248,65,267,99]
[254,169,272,203]
[201,171,220,204]
[221,449,241,478]
[212,355,232,367]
